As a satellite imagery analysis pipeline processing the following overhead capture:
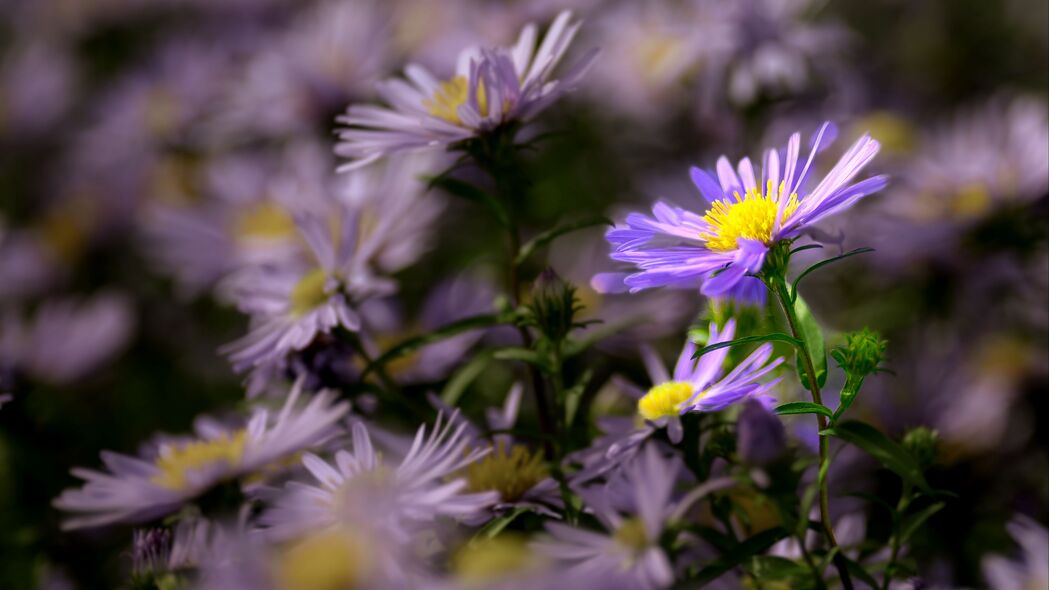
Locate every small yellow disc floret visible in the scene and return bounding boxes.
[637,381,694,421]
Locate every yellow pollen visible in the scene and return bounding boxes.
[700,180,800,251]
[274,530,370,590]
[613,517,650,553]
[424,75,488,125]
[638,381,694,421]
[151,431,247,490]
[234,202,296,241]
[289,268,331,317]
[464,442,548,502]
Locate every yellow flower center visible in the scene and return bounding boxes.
[274,531,370,590]
[700,180,800,252]
[151,431,247,490]
[289,268,331,317]
[424,75,488,125]
[234,202,296,241]
[613,517,650,553]
[951,182,992,219]
[638,381,694,421]
[464,442,548,502]
[452,534,536,582]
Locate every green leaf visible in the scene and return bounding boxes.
[838,555,881,589]
[774,401,834,419]
[440,350,496,406]
[689,527,789,586]
[790,247,875,302]
[792,295,827,388]
[492,347,545,368]
[790,243,824,256]
[899,502,945,545]
[514,216,612,265]
[363,314,502,377]
[745,556,813,587]
[825,421,932,493]
[425,175,509,226]
[692,333,803,359]
[472,507,530,541]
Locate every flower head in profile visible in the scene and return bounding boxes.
[569,319,782,485]
[335,10,596,169]
[606,122,886,300]
[54,381,348,529]
[636,319,783,437]
[533,446,682,590]
[261,414,498,544]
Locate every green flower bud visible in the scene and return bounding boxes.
[527,269,581,342]
[834,328,888,377]
[902,426,939,469]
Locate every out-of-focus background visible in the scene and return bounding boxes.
[0,0,1045,587]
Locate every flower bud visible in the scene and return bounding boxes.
[737,398,787,465]
[834,328,887,377]
[902,426,939,469]
[527,269,581,342]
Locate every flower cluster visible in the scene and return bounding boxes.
[1,1,1044,589]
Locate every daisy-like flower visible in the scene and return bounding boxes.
[606,122,887,300]
[568,319,782,483]
[533,446,683,590]
[334,10,596,169]
[219,202,397,373]
[983,515,1049,590]
[53,380,349,529]
[635,319,783,439]
[0,292,133,385]
[430,384,562,519]
[261,414,498,543]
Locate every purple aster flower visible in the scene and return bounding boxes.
[429,384,563,520]
[533,446,686,590]
[53,379,348,529]
[334,10,596,169]
[0,293,133,385]
[983,515,1049,590]
[606,122,887,300]
[219,202,398,373]
[567,319,782,484]
[260,414,498,544]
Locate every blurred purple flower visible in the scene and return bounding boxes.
[335,10,596,169]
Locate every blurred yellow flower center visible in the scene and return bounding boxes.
[613,517,649,553]
[951,183,992,218]
[425,76,488,125]
[452,535,535,582]
[464,442,547,502]
[234,202,296,240]
[700,180,800,251]
[275,531,369,590]
[638,381,694,420]
[151,431,247,490]
[289,268,331,317]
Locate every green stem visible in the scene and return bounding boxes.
[770,275,854,590]
[470,130,557,455]
[882,488,912,590]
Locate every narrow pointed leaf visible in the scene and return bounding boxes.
[363,314,502,377]
[426,175,510,226]
[825,421,932,493]
[792,295,827,388]
[899,502,945,544]
[790,247,875,302]
[692,333,803,359]
[515,216,612,265]
[687,527,790,586]
[774,401,834,419]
